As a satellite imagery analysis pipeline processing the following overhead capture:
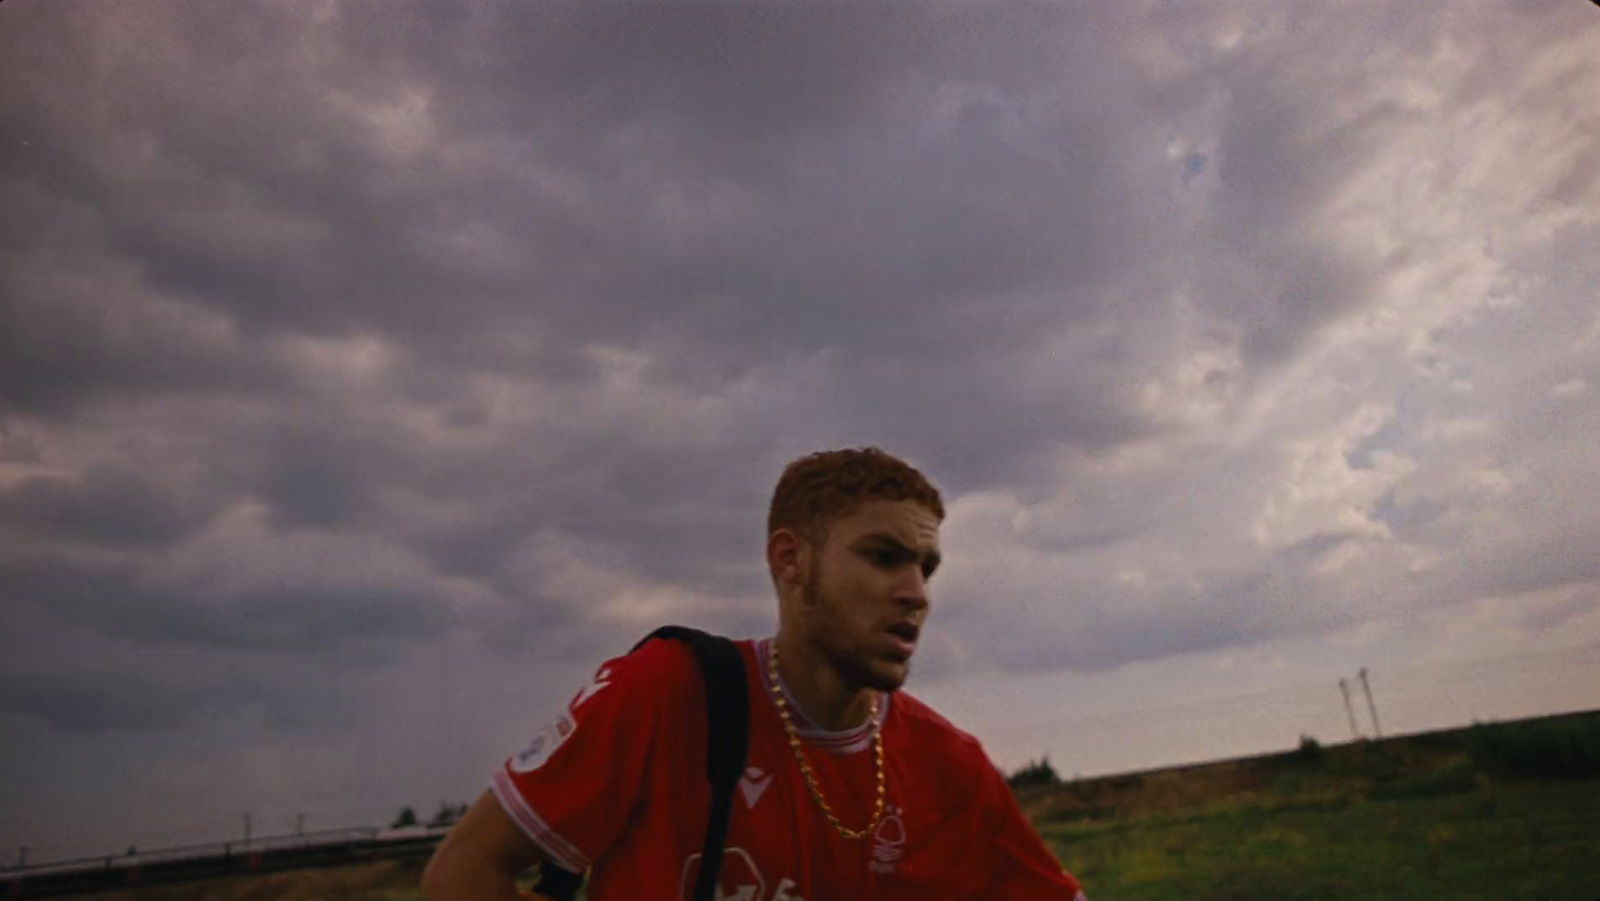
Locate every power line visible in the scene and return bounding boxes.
[1338,677,1362,739]
[973,642,1600,752]
[1359,667,1382,738]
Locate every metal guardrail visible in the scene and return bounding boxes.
[0,826,451,900]
[4,827,374,876]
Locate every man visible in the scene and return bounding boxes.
[423,447,1087,900]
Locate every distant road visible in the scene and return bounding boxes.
[0,825,449,900]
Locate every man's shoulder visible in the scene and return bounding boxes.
[597,631,753,694]
[581,631,704,697]
[889,690,990,765]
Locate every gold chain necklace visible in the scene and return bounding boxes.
[766,642,886,841]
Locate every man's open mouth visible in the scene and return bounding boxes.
[886,622,920,643]
[885,622,920,657]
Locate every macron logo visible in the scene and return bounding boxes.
[738,767,774,808]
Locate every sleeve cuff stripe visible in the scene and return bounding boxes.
[489,770,593,873]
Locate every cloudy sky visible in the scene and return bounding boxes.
[3,0,1599,862]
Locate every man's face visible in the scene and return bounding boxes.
[799,499,942,693]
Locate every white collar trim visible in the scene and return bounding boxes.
[755,636,887,755]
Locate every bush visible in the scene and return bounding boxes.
[1467,717,1600,780]
[392,806,418,829]
[1295,735,1323,763]
[428,801,469,828]
[1009,755,1063,790]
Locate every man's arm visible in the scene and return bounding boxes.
[421,789,550,901]
[424,638,688,899]
[981,760,1087,900]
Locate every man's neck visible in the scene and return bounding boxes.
[772,632,877,732]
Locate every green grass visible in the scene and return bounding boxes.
[70,784,1600,901]
[71,711,1600,901]
[1467,716,1600,779]
[1046,779,1600,901]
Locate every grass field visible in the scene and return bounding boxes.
[1046,779,1600,900]
[71,859,431,901]
[72,783,1600,901]
[61,711,1600,901]
[1027,711,1600,900]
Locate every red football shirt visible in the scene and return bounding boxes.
[492,636,1087,901]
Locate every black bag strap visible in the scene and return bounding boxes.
[528,861,582,901]
[529,626,749,901]
[633,626,750,901]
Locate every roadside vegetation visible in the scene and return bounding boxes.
[63,711,1600,901]
[1019,710,1600,900]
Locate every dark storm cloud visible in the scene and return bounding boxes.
[0,635,369,736]
[0,255,281,417]
[0,0,1170,613]
[937,535,1360,676]
[1,0,1596,738]
[0,0,1596,861]
[0,466,215,549]
[0,554,452,658]
[0,427,42,464]
[2,1,1160,453]
[0,668,218,734]
[1,4,478,378]
[3,0,1152,614]
[1519,594,1598,634]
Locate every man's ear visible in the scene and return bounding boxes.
[767,528,809,589]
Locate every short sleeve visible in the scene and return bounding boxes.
[489,639,690,873]
[981,756,1087,900]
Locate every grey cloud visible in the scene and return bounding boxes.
[0,263,278,417]
[1520,593,1598,633]
[941,538,1359,677]
[252,429,383,532]
[6,1,1150,418]
[0,650,366,737]
[0,426,42,464]
[0,669,218,734]
[1,0,1599,857]
[0,555,453,659]
[3,0,1587,674]
[0,466,217,550]
[4,1,1162,650]
[1443,511,1600,607]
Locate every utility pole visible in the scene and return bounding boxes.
[1338,678,1361,739]
[17,846,27,868]
[295,813,305,836]
[1359,667,1382,738]
[243,813,252,850]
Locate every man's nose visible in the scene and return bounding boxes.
[897,575,930,612]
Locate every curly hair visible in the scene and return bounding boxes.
[766,446,945,554]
